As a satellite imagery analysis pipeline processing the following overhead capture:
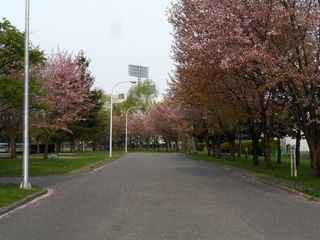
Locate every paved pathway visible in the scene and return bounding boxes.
[1,153,320,240]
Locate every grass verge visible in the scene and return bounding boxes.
[0,184,42,208]
[0,151,124,177]
[191,152,320,198]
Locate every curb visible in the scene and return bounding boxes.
[71,153,127,174]
[0,154,126,217]
[0,188,48,217]
[217,164,320,205]
[183,154,320,205]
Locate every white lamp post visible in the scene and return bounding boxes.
[109,81,136,158]
[125,106,140,153]
[21,0,31,189]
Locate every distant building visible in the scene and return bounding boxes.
[280,137,309,154]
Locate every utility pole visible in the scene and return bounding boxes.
[21,0,31,189]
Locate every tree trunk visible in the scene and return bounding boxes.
[10,133,17,158]
[261,111,272,169]
[212,136,221,158]
[188,133,197,154]
[238,138,242,157]
[295,130,301,167]
[245,147,248,159]
[215,143,222,158]
[305,129,320,178]
[263,133,273,169]
[70,139,75,153]
[205,135,211,156]
[249,124,260,166]
[145,138,150,150]
[187,134,192,154]
[310,143,320,178]
[153,137,156,151]
[44,140,49,160]
[41,131,51,160]
[191,134,197,154]
[92,141,97,151]
[252,137,259,166]
[36,142,40,154]
[228,134,236,161]
[277,136,282,164]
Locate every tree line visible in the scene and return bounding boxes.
[0,19,106,159]
[2,0,320,180]
[164,0,320,177]
[0,18,165,159]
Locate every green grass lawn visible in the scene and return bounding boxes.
[0,184,42,208]
[0,151,124,177]
[192,152,320,198]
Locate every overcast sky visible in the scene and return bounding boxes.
[1,0,174,96]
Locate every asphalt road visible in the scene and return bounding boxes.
[1,153,320,240]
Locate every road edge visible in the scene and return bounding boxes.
[183,153,320,205]
[71,153,127,174]
[0,154,126,216]
[0,188,48,217]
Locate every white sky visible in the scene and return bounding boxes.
[0,0,174,96]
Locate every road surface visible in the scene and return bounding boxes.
[1,153,320,240]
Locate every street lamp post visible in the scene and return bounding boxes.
[125,106,140,153]
[109,81,136,158]
[21,0,31,189]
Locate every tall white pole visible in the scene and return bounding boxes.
[125,110,128,153]
[109,81,136,158]
[21,0,31,189]
[125,106,140,153]
[109,91,113,158]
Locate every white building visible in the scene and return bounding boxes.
[280,137,309,153]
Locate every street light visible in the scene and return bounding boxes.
[125,106,141,153]
[21,0,31,189]
[109,81,136,158]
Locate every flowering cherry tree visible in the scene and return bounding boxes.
[127,111,148,149]
[169,0,320,176]
[144,99,181,151]
[35,50,93,159]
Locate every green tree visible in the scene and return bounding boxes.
[121,79,158,113]
[0,18,44,114]
[0,18,44,157]
[0,18,44,75]
[67,89,107,152]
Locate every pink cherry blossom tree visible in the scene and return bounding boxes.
[169,0,320,175]
[127,111,148,150]
[144,99,181,151]
[35,50,93,159]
